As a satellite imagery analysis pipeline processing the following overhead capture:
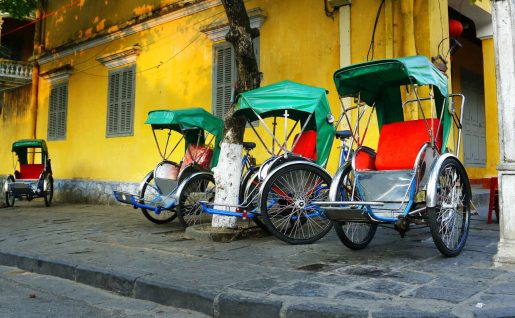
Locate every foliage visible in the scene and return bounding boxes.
[0,0,37,19]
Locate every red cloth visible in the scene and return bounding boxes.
[375,119,442,170]
[180,144,213,171]
[292,130,317,160]
[19,164,44,179]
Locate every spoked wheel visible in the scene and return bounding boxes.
[331,164,377,250]
[139,171,177,224]
[43,175,54,207]
[428,157,471,257]
[4,175,15,207]
[243,173,267,230]
[260,163,333,244]
[177,173,215,227]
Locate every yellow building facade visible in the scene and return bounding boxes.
[0,0,498,202]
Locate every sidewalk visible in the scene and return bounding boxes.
[0,202,512,318]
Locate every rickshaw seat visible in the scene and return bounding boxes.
[292,130,317,160]
[375,119,442,171]
[243,142,256,151]
[19,164,44,179]
[180,144,213,171]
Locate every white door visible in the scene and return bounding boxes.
[461,69,486,167]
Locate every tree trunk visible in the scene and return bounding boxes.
[212,0,261,228]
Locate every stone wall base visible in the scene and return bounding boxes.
[0,176,139,206]
[54,179,139,204]
[495,240,515,268]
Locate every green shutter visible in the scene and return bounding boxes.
[213,43,234,119]
[212,38,260,120]
[107,65,135,137]
[47,82,68,140]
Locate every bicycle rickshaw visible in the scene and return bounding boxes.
[113,108,223,226]
[191,80,337,244]
[317,56,470,257]
[4,139,54,207]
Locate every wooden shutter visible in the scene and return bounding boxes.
[107,65,135,137]
[212,38,260,120]
[47,82,68,140]
[213,43,235,119]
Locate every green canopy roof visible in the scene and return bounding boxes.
[333,56,450,150]
[12,139,48,165]
[234,80,335,166]
[12,139,48,152]
[145,108,224,167]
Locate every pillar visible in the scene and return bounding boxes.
[492,0,515,266]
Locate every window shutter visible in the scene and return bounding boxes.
[212,38,260,120]
[213,44,234,119]
[47,82,68,140]
[107,65,135,137]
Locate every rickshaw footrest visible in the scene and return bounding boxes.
[325,208,371,222]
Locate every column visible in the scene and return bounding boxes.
[492,0,515,266]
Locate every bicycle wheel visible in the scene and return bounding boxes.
[331,164,377,250]
[43,175,54,207]
[243,173,267,230]
[177,173,215,227]
[428,157,471,257]
[4,175,15,207]
[260,163,333,244]
[139,171,177,224]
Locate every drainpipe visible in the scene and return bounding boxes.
[29,0,44,140]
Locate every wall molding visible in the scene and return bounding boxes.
[97,46,141,69]
[38,0,222,65]
[40,65,73,84]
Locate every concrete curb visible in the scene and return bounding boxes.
[0,250,467,318]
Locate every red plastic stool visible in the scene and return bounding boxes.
[487,177,499,224]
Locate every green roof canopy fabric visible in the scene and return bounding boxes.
[12,139,48,165]
[333,56,451,149]
[145,108,224,167]
[234,80,335,166]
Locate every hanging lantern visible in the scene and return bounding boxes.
[449,19,464,38]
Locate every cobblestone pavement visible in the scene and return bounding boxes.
[0,202,512,318]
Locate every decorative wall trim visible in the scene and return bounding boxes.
[38,0,222,65]
[201,8,266,42]
[40,65,73,84]
[97,46,141,69]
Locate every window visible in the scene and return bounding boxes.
[106,65,135,137]
[47,82,68,140]
[212,39,260,119]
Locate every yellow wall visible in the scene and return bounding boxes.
[0,0,499,183]
[451,37,499,180]
[0,0,341,182]
[0,85,34,175]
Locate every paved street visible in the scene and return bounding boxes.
[0,265,207,317]
[0,201,513,317]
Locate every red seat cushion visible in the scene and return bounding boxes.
[180,144,213,171]
[19,164,44,179]
[355,150,376,171]
[292,130,317,160]
[375,119,442,170]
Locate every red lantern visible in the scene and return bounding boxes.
[449,19,463,38]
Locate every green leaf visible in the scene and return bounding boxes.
[0,0,37,19]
